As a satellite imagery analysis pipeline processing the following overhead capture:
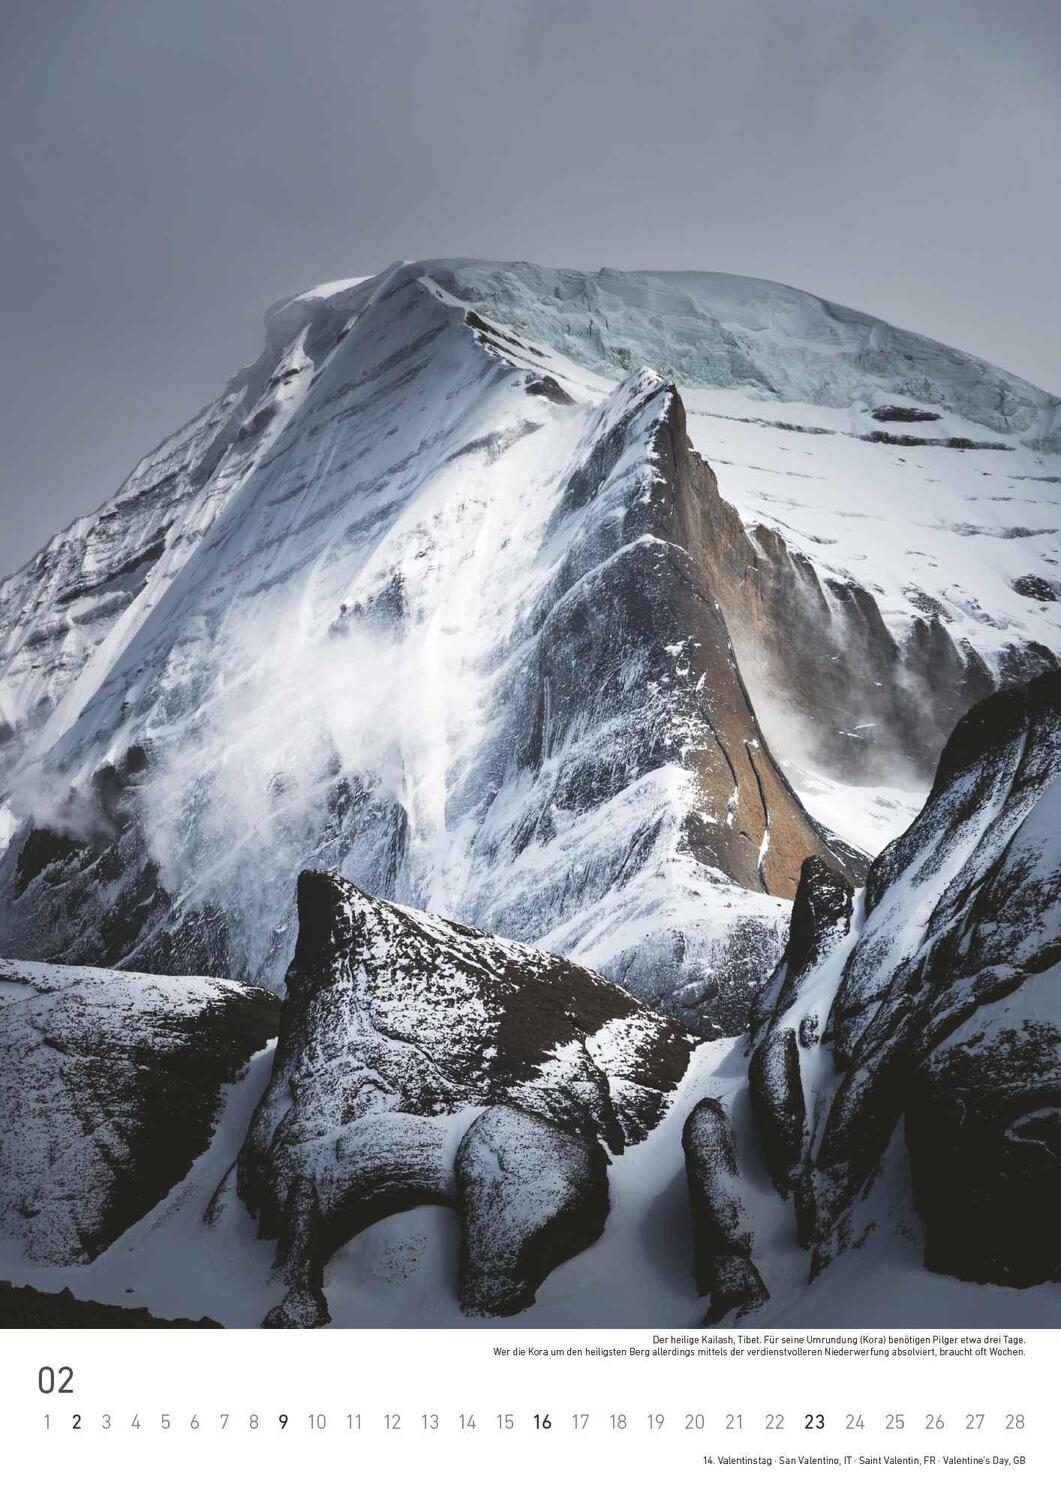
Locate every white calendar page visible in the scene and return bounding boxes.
[4,5,1060,1491]
[3,1326,1054,1493]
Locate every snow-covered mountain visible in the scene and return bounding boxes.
[2,260,1057,1033]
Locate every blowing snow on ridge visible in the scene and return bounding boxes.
[0,259,1058,1328]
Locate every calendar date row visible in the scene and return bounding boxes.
[39,1410,1029,1435]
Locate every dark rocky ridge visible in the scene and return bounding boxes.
[501,371,863,914]
[860,430,1011,450]
[578,380,863,901]
[743,669,1061,1289]
[238,870,697,1325]
[870,405,941,423]
[0,1281,221,1329]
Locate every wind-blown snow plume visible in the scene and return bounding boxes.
[0,259,1057,1031]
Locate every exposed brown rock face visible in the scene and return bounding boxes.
[555,374,861,906]
[650,389,1052,785]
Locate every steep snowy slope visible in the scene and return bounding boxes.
[1,260,1057,1033]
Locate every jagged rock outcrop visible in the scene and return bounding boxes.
[550,372,860,904]
[0,958,279,1263]
[455,1105,609,1316]
[750,855,855,1043]
[747,857,854,1198]
[682,1098,768,1324]
[237,869,696,1326]
[747,1028,805,1202]
[747,669,1061,1287]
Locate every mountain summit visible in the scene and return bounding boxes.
[0,260,1058,1031]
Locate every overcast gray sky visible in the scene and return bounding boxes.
[2,0,1059,573]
